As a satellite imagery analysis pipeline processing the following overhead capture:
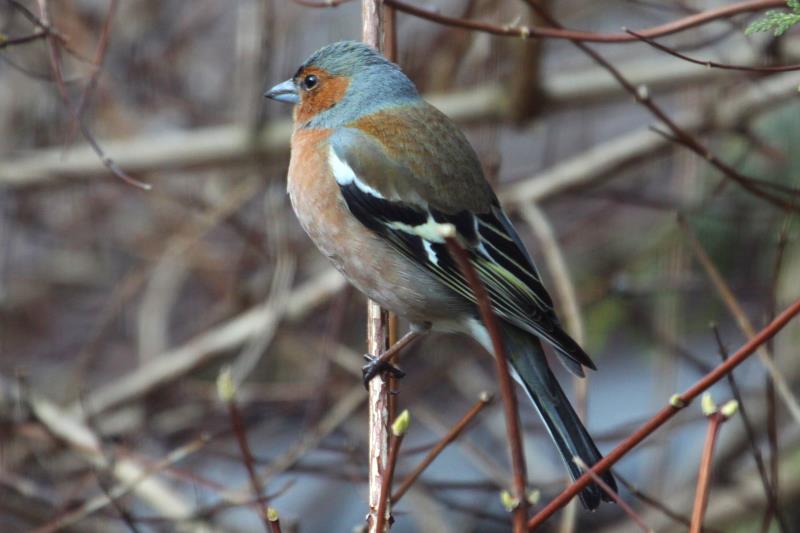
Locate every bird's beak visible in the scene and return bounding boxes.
[264,79,299,104]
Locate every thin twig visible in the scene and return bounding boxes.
[573,458,653,533]
[392,393,493,503]
[678,215,800,426]
[527,296,800,529]
[64,0,119,148]
[626,29,800,72]
[375,411,409,533]
[90,470,143,533]
[31,435,210,533]
[368,0,789,43]
[522,1,799,213]
[0,30,49,47]
[293,0,788,44]
[614,472,709,531]
[35,0,150,190]
[218,370,270,532]
[445,235,528,532]
[763,221,790,532]
[690,401,736,533]
[711,327,787,533]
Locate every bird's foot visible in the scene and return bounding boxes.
[362,354,406,389]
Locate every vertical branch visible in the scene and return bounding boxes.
[690,398,737,533]
[362,0,383,50]
[361,4,393,532]
[366,301,390,532]
[444,234,528,532]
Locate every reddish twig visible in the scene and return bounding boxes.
[392,392,493,503]
[292,0,787,43]
[64,0,119,147]
[0,30,50,48]
[218,372,270,532]
[34,0,150,190]
[527,296,800,529]
[614,473,713,532]
[711,327,787,533]
[375,411,409,533]
[387,0,785,42]
[690,399,736,533]
[573,458,653,533]
[444,235,528,532]
[626,29,800,72]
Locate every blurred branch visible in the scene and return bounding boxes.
[72,268,345,419]
[504,71,800,206]
[524,1,800,212]
[0,376,213,532]
[678,216,800,426]
[606,438,800,533]
[33,436,210,533]
[0,30,49,47]
[35,0,149,189]
[519,203,585,533]
[10,49,800,187]
[711,327,787,533]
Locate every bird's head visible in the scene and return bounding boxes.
[265,41,419,127]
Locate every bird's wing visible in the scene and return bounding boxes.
[328,115,595,373]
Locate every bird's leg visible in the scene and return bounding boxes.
[361,325,428,388]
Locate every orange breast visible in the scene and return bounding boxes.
[286,126,465,324]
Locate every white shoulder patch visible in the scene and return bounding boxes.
[328,146,384,198]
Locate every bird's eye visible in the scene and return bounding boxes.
[302,75,318,90]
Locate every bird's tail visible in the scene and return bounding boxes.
[502,325,617,510]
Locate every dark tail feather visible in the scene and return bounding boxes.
[503,326,617,510]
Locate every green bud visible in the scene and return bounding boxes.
[392,409,411,437]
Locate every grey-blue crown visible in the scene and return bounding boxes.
[301,41,393,77]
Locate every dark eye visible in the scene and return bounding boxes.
[302,74,318,90]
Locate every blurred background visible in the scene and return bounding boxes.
[1,0,799,531]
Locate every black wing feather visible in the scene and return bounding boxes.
[339,180,596,373]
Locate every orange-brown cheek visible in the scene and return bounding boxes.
[295,76,350,125]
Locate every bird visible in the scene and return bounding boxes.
[265,40,617,510]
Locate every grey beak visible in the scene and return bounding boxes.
[264,79,299,104]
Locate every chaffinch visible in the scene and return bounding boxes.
[266,41,616,510]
